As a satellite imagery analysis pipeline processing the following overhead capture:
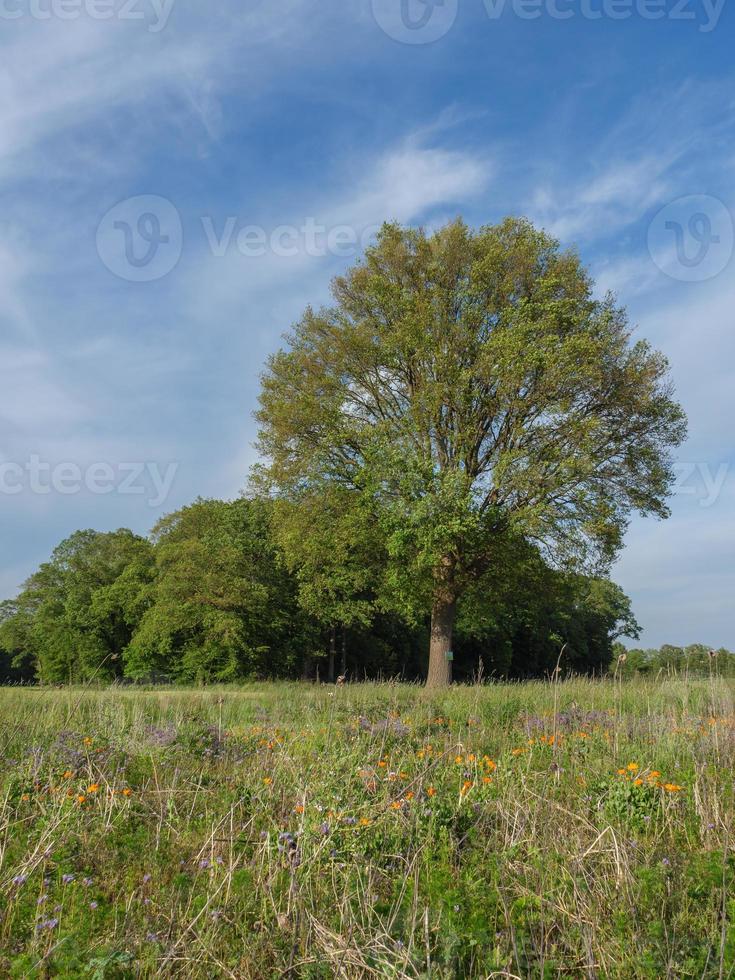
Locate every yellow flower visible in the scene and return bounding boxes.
[455,755,463,765]
[359,817,371,826]
[83,737,93,746]
[626,763,639,772]
[390,801,402,810]
[122,788,133,797]
[662,783,683,792]
[87,784,100,794]
[263,777,273,785]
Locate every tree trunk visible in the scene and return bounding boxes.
[341,627,347,677]
[426,563,457,688]
[328,626,336,683]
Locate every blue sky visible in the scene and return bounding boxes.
[0,0,733,648]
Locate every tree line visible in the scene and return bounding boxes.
[2,216,691,686]
[0,497,644,685]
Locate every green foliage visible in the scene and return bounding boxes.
[0,529,154,683]
[125,498,311,682]
[255,217,686,682]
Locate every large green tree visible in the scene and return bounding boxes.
[0,529,154,682]
[125,497,310,681]
[256,218,686,686]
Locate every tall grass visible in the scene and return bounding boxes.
[1,676,733,977]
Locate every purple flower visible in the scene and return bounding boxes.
[61,874,75,885]
[12,874,28,887]
[89,901,98,910]
[142,873,151,883]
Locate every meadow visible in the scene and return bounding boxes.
[1,676,733,978]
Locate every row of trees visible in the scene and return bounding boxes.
[0,497,641,685]
[2,216,689,686]
[612,643,735,677]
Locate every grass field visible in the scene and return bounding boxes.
[1,677,734,978]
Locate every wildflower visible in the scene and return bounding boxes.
[617,768,627,775]
[77,795,87,805]
[21,793,30,802]
[263,777,273,786]
[12,874,28,887]
[482,776,493,784]
[633,778,644,787]
[87,784,100,794]
[293,805,304,814]
[61,874,75,885]
[122,788,132,797]
[359,817,371,826]
[89,901,98,910]
[83,737,93,746]
[426,786,436,797]
[460,780,473,795]
[626,763,639,772]
[467,754,476,763]
[404,791,414,800]
[390,801,402,810]
[662,783,683,792]
[455,755,463,765]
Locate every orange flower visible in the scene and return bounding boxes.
[77,795,87,804]
[626,763,639,772]
[633,778,644,787]
[403,791,414,801]
[426,786,436,797]
[87,784,100,794]
[359,817,372,826]
[455,755,463,765]
[662,783,683,792]
[122,788,132,797]
[263,777,273,786]
[293,805,304,814]
[390,801,402,810]
[482,776,493,785]
[21,793,30,801]
[62,771,73,780]
[460,780,474,795]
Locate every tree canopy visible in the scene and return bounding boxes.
[256,218,687,686]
